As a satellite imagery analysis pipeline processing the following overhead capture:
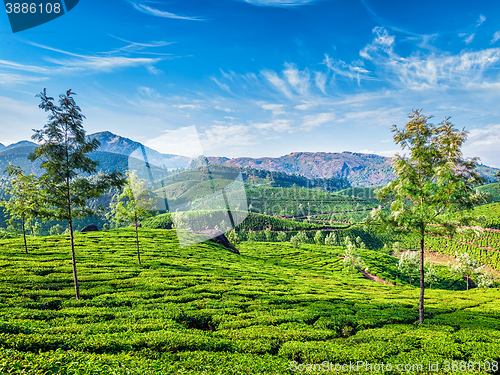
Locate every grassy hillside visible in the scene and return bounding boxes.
[1,229,499,373]
[477,183,500,203]
[470,202,500,229]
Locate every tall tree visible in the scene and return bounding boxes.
[0,164,44,254]
[111,170,156,266]
[366,110,484,323]
[29,89,125,299]
[342,236,365,279]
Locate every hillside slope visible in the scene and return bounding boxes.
[0,229,499,373]
[210,152,500,187]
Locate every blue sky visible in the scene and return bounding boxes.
[1,0,500,167]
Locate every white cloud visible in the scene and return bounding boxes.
[202,124,257,150]
[144,126,204,158]
[0,73,48,85]
[261,70,294,98]
[243,0,317,7]
[314,71,327,94]
[491,31,500,44]
[358,149,399,158]
[459,33,475,44]
[359,28,500,90]
[252,119,293,132]
[26,42,162,73]
[302,112,334,130]
[295,100,318,110]
[0,59,48,73]
[211,77,232,94]
[173,104,202,109]
[215,106,235,113]
[128,1,203,20]
[283,63,310,95]
[477,15,486,27]
[260,103,287,115]
[360,27,395,60]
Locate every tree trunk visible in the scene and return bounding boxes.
[466,276,469,291]
[22,217,28,254]
[69,218,80,300]
[66,177,80,300]
[419,227,425,325]
[135,212,141,266]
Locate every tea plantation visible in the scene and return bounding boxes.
[1,229,499,374]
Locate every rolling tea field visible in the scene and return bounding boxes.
[1,229,499,374]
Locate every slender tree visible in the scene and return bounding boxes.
[424,261,439,290]
[29,89,125,299]
[314,230,325,249]
[366,110,485,323]
[0,164,44,253]
[450,252,484,291]
[111,170,156,266]
[342,236,365,279]
[325,232,337,257]
[398,251,419,286]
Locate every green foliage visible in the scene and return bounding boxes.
[366,110,485,324]
[0,165,44,253]
[0,229,500,372]
[342,238,365,279]
[111,170,156,226]
[424,262,440,289]
[29,89,125,300]
[111,170,156,266]
[314,230,325,247]
[476,272,494,289]
[49,224,64,236]
[449,252,484,291]
[398,251,420,286]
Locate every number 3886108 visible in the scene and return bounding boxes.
[5,3,62,14]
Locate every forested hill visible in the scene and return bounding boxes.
[209,152,500,187]
[88,131,190,170]
[210,152,397,187]
[1,132,498,187]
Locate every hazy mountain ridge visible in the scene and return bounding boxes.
[1,132,497,187]
[89,131,190,170]
[209,152,396,187]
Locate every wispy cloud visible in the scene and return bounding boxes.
[0,73,48,85]
[360,27,500,90]
[259,102,287,115]
[322,54,370,83]
[476,15,486,27]
[202,124,258,150]
[302,112,334,130]
[459,33,475,44]
[253,119,293,132]
[25,41,163,73]
[0,59,48,73]
[491,31,500,44]
[242,0,317,7]
[129,1,203,21]
[261,70,294,98]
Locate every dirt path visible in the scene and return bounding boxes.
[360,269,394,285]
[335,254,394,285]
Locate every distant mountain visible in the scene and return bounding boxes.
[208,151,500,187]
[88,131,190,170]
[208,152,394,187]
[0,140,37,153]
[0,145,164,178]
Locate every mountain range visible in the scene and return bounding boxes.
[0,131,498,187]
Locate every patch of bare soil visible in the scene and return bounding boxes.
[359,268,394,285]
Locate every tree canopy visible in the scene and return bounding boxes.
[366,109,485,323]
